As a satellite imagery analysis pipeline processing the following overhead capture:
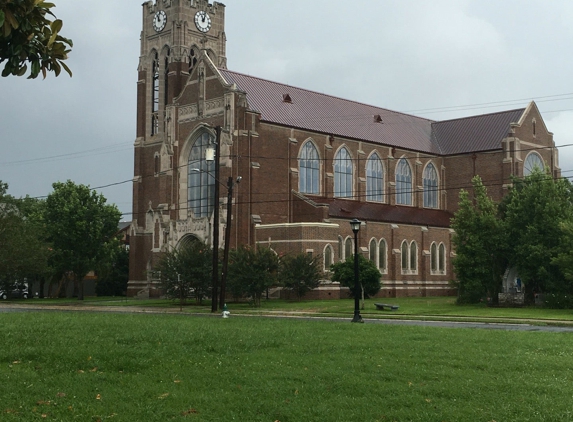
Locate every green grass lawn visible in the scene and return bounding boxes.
[2,312,573,421]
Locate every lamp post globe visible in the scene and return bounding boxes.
[350,219,363,323]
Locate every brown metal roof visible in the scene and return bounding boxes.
[431,108,525,155]
[219,69,525,157]
[323,199,453,228]
[219,69,439,154]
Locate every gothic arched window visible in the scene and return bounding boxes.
[379,239,387,272]
[324,245,334,271]
[524,152,544,176]
[344,237,353,261]
[164,52,170,106]
[299,142,320,194]
[188,132,215,218]
[189,48,198,73]
[401,241,408,271]
[334,147,353,198]
[423,163,438,208]
[431,243,438,272]
[410,242,418,273]
[396,159,412,205]
[151,52,160,135]
[366,153,384,202]
[439,244,446,273]
[369,238,377,264]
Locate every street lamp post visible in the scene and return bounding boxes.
[350,219,363,323]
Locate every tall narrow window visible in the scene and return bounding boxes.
[164,53,170,106]
[410,242,418,273]
[299,142,320,194]
[379,239,387,272]
[430,243,438,272]
[369,239,377,264]
[189,48,198,73]
[334,147,353,198]
[338,236,343,260]
[188,133,215,218]
[401,241,408,271]
[423,163,438,208]
[523,152,544,176]
[324,245,333,271]
[151,52,160,135]
[439,244,446,273]
[366,153,384,202]
[396,159,412,205]
[345,237,353,261]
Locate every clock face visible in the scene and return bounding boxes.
[153,10,167,32]
[195,11,212,33]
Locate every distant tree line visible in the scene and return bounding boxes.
[0,180,127,299]
[452,170,573,307]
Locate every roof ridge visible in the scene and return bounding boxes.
[219,68,436,124]
[433,107,526,125]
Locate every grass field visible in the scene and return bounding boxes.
[2,311,573,421]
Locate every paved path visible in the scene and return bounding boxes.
[2,302,573,333]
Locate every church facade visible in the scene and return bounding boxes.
[128,0,561,298]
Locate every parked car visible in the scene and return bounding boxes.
[0,283,29,300]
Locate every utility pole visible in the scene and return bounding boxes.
[220,175,241,309]
[211,126,222,313]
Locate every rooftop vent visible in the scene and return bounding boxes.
[373,115,383,124]
[283,94,292,103]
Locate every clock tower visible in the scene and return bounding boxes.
[137,0,226,140]
[130,0,227,296]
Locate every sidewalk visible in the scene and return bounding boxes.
[2,301,573,332]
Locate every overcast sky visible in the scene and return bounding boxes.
[2,0,573,219]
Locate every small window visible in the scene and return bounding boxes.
[401,241,408,271]
[430,243,438,272]
[345,237,353,260]
[410,242,418,273]
[439,244,446,273]
[379,239,387,272]
[324,245,334,270]
[338,236,343,260]
[369,239,377,263]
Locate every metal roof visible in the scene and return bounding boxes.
[324,199,453,228]
[218,69,526,156]
[431,108,526,155]
[219,69,438,154]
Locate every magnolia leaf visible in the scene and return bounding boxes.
[0,10,5,28]
[50,19,62,34]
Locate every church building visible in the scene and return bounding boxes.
[128,0,560,298]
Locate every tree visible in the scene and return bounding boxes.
[502,170,573,302]
[44,181,121,300]
[279,252,324,300]
[0,182,50,295]
[552,220,573,293]
[227,246,279,307]
[330,254,382,308]
[451,176,507,304]
[154,240,212,308]
[0,0,72,78]
[94,241,129,297]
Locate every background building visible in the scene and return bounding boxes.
[128,0,560,298]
